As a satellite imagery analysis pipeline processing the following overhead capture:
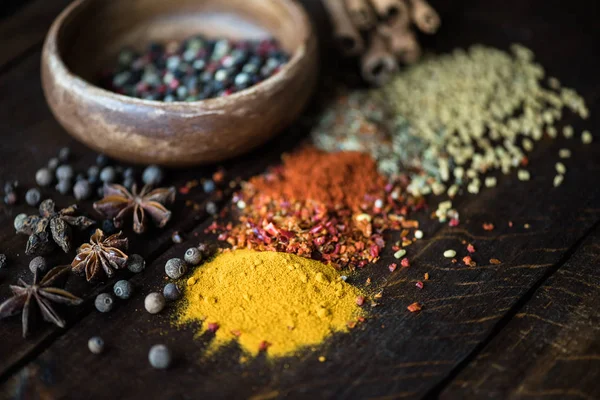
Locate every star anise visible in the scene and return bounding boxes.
[16,199,95,255]
[72,229,129,281]
[0,265,82,338]
[93,184,176,234]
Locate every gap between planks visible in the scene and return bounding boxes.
[421,218,600,399]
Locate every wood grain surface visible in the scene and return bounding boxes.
[0,0,599,399]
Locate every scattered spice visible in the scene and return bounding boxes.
[16,199,95,255]
[466,244,476,253]
[400,258,410,268]
[210,147,425,269]
[312,45,589,199]
[443,249,456,258]
[415,281,424,289]
[71,229,129,281]
[407,302,422,313]
[424,272,429,280]
[388,263,397,272]
[94,184,175,234]
[483,223,495,231]
[0,266,82,337]
[177,250,364,357]
[490,258,502,265]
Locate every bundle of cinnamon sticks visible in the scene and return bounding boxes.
[323,0,440,85]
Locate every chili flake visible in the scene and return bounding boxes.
[356,296,365,306]
[401,258,410,268]
[415,281,424,289]
[483,223,495,231]
[490,258,502,265]
[407,302,422,312]
[388,263,398,272]
[467,244,475,253]
[424,272,429,280]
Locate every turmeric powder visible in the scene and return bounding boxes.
[176,249,364,358]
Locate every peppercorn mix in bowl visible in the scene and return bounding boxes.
[41,0,317,167]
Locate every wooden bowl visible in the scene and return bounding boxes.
[41,0,318,167]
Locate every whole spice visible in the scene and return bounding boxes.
[93,184,176,234]
[95,293,115,313]
[183,247,203,265]
[145,293,166,314]
[88,336,105,354]
[165,258,187,279]
[127,254,146,274]
[29,256,48,274]
[100,35,289,102]
[35,168,53,187]
[148,344,172,369]
[25,188,42,207]
[0,265,82,337]
[16,199,95,255]
[71,229,129,281]
[163,283,181,301]
[177,250,364,358]
[113,280,133,299]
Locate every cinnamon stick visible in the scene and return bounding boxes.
[379,22,421,64]
[361,31,398,86]
[323,0,365,56]
[408,0,440,34]
[344,0,376,31]
[369,0,409,25]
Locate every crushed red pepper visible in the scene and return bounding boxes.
[208,146,425,270]
[407,302,422,312]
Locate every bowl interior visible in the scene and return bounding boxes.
[57,0,307,83]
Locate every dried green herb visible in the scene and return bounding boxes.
[17,199,95,255]
[72,229,128,281]
[93,184,176,234]
[0,265,82,338]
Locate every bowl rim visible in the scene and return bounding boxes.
[44,0,314,110]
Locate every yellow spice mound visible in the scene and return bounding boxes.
[177,249,364,358]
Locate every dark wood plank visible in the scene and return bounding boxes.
[3,135,600,399]
[439,225,600,400]
[1,0,600,399]
[0,0,72,72]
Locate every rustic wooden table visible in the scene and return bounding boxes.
[0,0,599,399]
